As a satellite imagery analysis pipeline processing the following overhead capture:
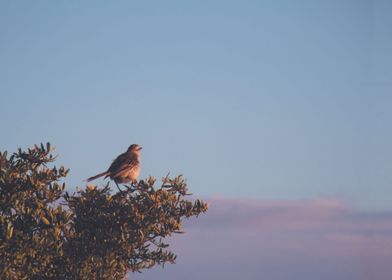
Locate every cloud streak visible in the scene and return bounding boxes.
[133,197,392,280]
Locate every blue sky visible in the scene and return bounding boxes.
[1,0,391,212]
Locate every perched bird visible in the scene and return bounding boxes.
[86,144,142,190]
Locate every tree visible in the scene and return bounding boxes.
[0,143,208,279]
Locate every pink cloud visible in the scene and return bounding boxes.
[187,197,348,231]
[186,197,392,235]
[133,197,392,280]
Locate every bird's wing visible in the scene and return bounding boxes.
[107,153,128,173]
[108,153,138,176]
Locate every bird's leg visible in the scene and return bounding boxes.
[115,181,122,192]
[123,180,135,193]
[124,184,132,192]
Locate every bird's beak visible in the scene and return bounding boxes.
[138,147,142,150]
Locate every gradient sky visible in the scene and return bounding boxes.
[1,1,391,278]
[1,0,390,211]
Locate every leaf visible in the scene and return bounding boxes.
[41,216,50,225]
[6,224,13,240]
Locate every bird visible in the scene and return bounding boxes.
[86,144,142,191]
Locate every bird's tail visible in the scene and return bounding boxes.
[86,171,110,182]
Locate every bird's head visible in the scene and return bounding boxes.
[127,144,142,153]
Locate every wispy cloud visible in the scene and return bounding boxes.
[133,197,392,280]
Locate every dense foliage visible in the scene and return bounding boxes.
[0,143,207,279]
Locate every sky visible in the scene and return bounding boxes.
[133,197,392,280]
[1,0,391,279]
